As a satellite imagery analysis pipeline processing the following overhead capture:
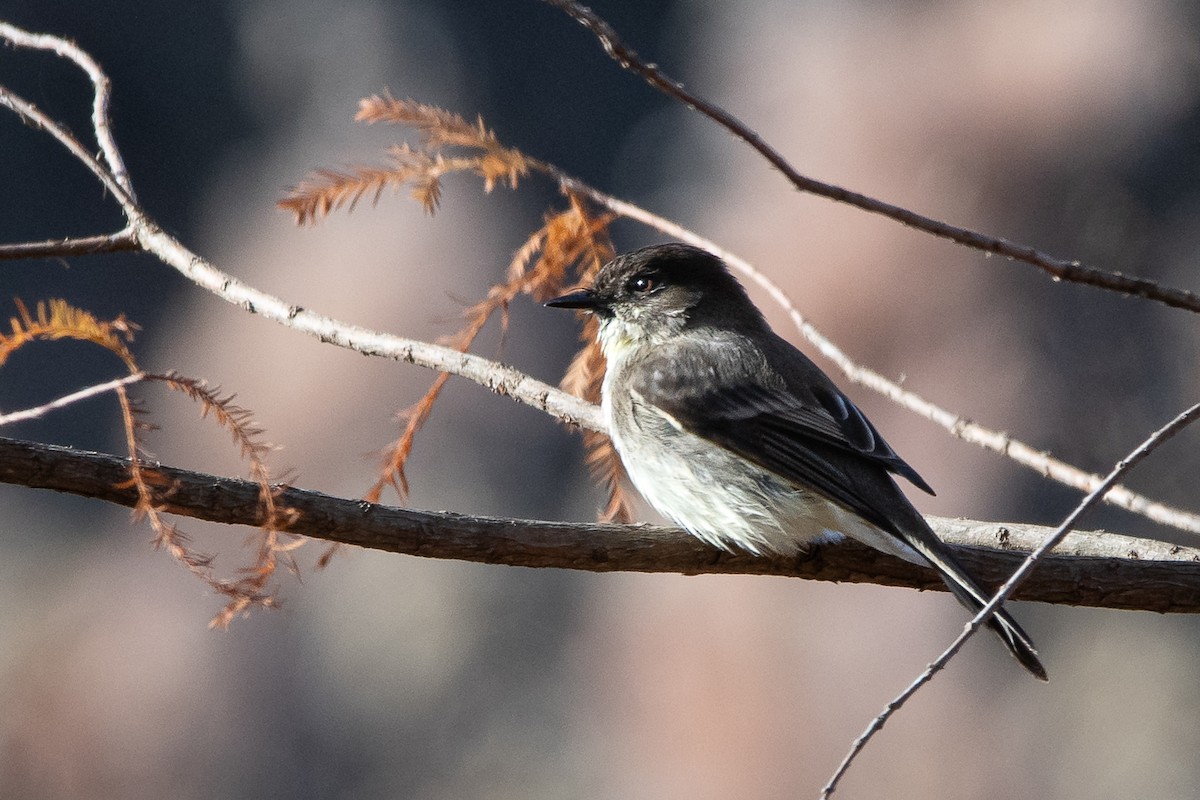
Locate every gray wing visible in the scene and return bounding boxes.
[629,335,933,533]
[696,377,934,495]
[629,335,1046,680]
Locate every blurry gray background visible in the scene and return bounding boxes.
[4,1,1200,798]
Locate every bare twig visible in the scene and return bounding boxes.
[0,229,138,260]
[0,373,146,425]
[5,436,1200,610]
[0,82,133,205]
[542,0,1200,315]
[820,400,1200,799]
[0,21,134,196]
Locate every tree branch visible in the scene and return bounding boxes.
[0,80,133,205]
[4,435,1199,612]
[0,21,134,196]
[542,0,1200,315]
[0,229,138,260]
[139,215,607,432]
[0,373,145,425]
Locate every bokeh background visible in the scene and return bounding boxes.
[4,1,1200,797]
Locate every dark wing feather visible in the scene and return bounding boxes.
[695,379,934,495]
[652,384,902,533]
[631,334,933,511]
[627,337,1046,680]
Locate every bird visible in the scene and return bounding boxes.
[546,242,1046,680]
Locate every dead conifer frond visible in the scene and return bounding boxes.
[154,373,273,467]
[114,381,218,587]
[548,199,634,523]
[355,95,530,191]
[280,94,631,519]
[356,95,491,149]
[146,372,301,628]
[279,147,448,222]
[366,196,634,522]
[365,272,543,504]
[280,96,530,225]
[1,298,138,370]
[0,299,301,623]
[364,197,614,501]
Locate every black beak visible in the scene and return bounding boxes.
[545,288,601,310]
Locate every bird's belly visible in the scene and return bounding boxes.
[607,399,854,556]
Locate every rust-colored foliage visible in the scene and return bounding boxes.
[282,98,636,522]
[279,95,531,223]
[2,299,297,626]
[364,195,629,516]
[147,374,302,628]
[1,298,138,370]
[550,198,634,524]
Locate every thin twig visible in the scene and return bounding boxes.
[820,400,1200,799]
[0,21,134,197]
[0,82,134,205]
[0,229,138,260]
[0,373,146,426]
[542,0,1200,315]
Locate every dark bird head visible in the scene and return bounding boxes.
[546,244,765,353]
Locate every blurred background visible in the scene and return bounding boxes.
[3,1,1200,797]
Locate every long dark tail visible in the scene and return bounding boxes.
[902,527,1048,681]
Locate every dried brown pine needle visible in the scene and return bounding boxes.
[280,97,531,224]
[1,298,138,369]
[368,197,629,519]
[281,96,631,519]
[0,298,304,624]
[355,95,531,188]
[146,373,301,627]
[355,95,488,144]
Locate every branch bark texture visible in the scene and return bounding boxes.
[5,436,1199,612]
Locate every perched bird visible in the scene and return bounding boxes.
[547,243,1046,680]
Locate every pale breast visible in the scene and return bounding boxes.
[603,378,847,556]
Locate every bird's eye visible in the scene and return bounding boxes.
[626,273,658,294]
